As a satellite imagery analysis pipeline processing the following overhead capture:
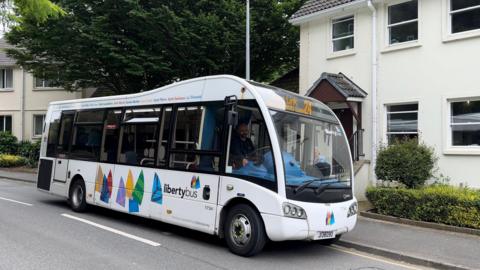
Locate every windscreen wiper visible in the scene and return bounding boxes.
[293,178,332,194]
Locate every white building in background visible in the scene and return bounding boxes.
[0,39,90,141]
[290,0,480,194]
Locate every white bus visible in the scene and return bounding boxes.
[37,75,357,256]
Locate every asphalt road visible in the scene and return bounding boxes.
[0,178,429,270]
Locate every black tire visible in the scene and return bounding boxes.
[224,204,267,257]
[69,179,87,212]
[319,234,341,245]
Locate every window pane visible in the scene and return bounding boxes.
[387,104,418,112]
[5,69,12,88]
[388,134,418,144]
[70,125,103,160]
[388,0,418,24]
[34,115,45,136]
[124,107,160,123]
[76,110,105,123]
[170,153,220,172]
[452,8,480,33]
[35,78,44,88]
[389,21,418,44]
[173,106,203,150]
[451,0,480,11]
[227,104,274,182]
[333,37,354,51]
[47,111,61,157]
[120,122,158,166]
[5,116,12,132]
[451,100,480,123]
[0,70,4,88]
[388,112,418,133]
[100,110,122,162]
[452,124,480,145]
[332,17,354,39]
[157,107,172,167]
[0,116,4,131]
[57,113,74,156]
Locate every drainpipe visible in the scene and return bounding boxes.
[367,0,377,185]
[20,68,25,141]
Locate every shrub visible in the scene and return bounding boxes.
[375,139,436,188]
[17,140,41,167]
[367,186,480,229]
[0,132,18,154]
[0,154,27,167]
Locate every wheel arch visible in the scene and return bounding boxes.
[218,197,266,239]
[68,174,85,198]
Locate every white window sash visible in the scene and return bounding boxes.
[332,17,354,24]
[450,4,480,15]
[387,110,418,114]
[332,35,354,41]
[450,122,480,126]
[387,18,418,28]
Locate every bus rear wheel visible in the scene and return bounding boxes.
[69,179,87,212]
[224,204,266,257]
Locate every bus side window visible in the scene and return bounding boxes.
[46,111,61,157]
[56,112,75,158]
[70,110,105,161]
[100,109,122,163]
[119,107,160,167]
[157,106,172,167]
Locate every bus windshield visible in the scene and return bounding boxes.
[270,109,352,203]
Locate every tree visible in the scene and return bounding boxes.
[0,0,63,27]
[5,0,304,94]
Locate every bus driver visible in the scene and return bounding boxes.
[230,122,256,168]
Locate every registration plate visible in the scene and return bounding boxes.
[315,231,335,240]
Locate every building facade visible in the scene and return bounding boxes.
[0,39,83,141]
[291,0,480,194]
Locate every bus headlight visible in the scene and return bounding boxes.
[283,202,306,219]
[347,201,358,217]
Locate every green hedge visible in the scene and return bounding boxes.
[0,154,27,167]
[367,185,480,229]
[0,132,40,167]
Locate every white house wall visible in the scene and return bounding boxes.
[298,0,480,188]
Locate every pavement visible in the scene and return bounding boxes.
[1,169,479,270]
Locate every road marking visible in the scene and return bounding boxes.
[328,245,424,270]
[0,196,33,206]
[61,213,161,247]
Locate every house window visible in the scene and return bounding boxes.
[35,77,59,88]
[386,103,418,144]
[332,16,354,52]
[0,69,13,89]
[450,99,480,146]
[450,0,480,33]
[387,0,418,44]
[33,114,46,137]
[0,115,12,132]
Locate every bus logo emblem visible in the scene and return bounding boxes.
[326,211,335,226]
[191,176,200,189]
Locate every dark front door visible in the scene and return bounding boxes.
[332,108,353,141]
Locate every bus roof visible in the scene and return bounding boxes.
[49,75,334,121]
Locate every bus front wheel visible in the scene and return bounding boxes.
[69,179,87,212]
[224,204,266,257]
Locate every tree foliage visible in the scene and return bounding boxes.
[0,0,63,27]
[6,0,304,94]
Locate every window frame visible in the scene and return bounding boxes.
[33,114,46,138]
[385,102,419,144]
[331,15,355,53]
[0,115,12,132]
[68,109,106,161]
[385,0,419,46]
[33,73,62,90]
[0,68,13,90]
[446,96,480,153]
[327,13,356,59]
[449,0,480,34]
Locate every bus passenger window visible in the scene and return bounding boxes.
[56,112,74,158]
[157,107,171,167]
[119,107,160,166]
[100,110,122,163]
[170,103,224,172]
[46,111,61,157]
[227,105,275,184]
[70,110,105,161]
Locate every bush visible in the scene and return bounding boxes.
[0,154,27,167]
[17,140,41,167]
[0,132,18,154]
[367,186,480,229]
[375,139,436,188]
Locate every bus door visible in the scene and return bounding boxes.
[162,104,224,234]
[53,111,75,183]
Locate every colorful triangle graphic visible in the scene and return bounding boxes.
[132,170,144,205]
[116,177,126,207]
[151,173,163,205]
